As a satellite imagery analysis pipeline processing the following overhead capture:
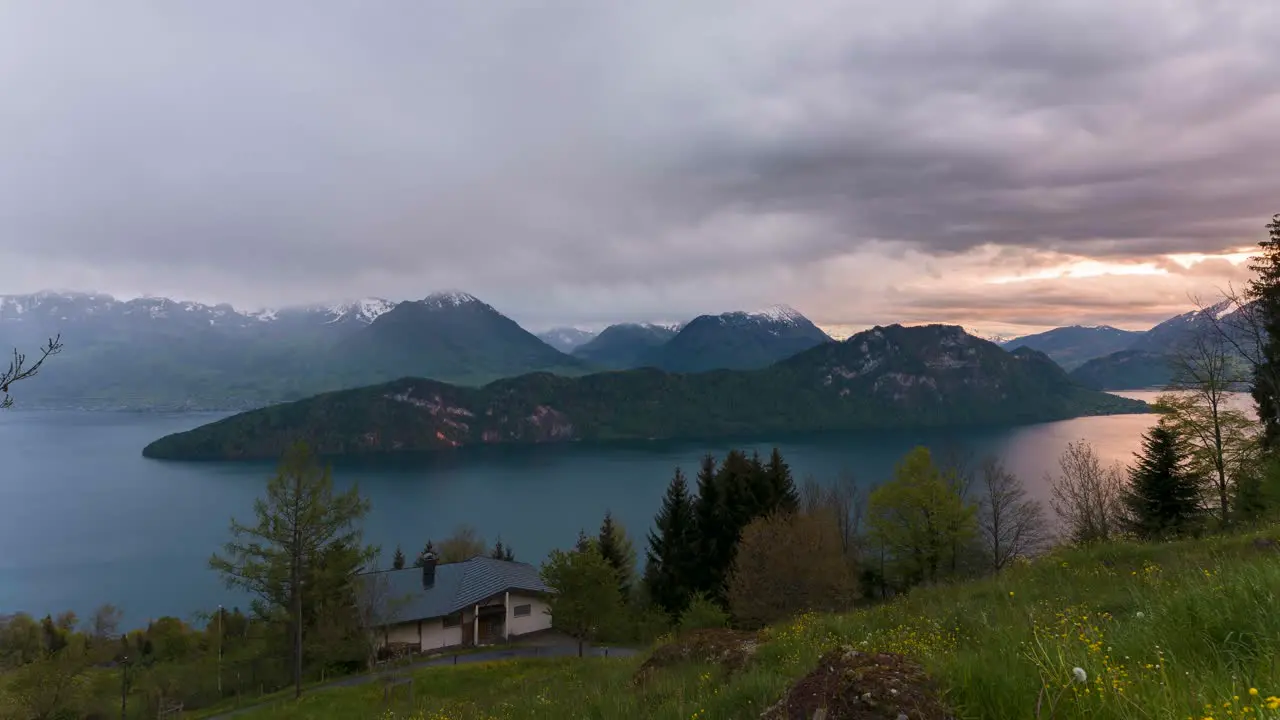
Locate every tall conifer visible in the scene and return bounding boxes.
[1246,214,1280,448]
[1122,424,1202,538]
[644,468,697,617]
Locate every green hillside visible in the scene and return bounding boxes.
[222,528,1280,720]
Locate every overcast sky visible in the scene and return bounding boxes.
[2,1,1278,336]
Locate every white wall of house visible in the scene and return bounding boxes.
[506,593,552,637]
[381,616,464,652]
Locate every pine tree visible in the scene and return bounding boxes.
[596,510,632,598]
[691,453,727,599]
[392,544,406,570]
[490,537,515,562]
[574,529,593,554]
[765,447,800,513]
[1247,213,1280,449]
[1122,424,1203,538]
[644,467,697,617]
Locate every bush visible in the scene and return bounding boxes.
[677,593,730,633]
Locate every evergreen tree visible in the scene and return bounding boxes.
[490,537,515,561]
[1122,424,1203,538]
[644,467,698,617]
[765,447,800,513]
[691,453,728,599]
[392,544,406,570]
[413,540,436,568]
[596,510,632,598]
[574,528,593,554]
[1246,213,1280,449]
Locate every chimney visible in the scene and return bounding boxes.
[421,551,438,589]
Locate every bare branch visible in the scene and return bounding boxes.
[1,335,63,409]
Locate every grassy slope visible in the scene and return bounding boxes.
[227,528,1280,720]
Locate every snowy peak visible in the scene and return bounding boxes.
[322,297,396,324]
[537,327,598,353]
[748,304,806,326]
[422,290,483,308]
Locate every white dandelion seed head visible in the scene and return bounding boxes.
[1136,611,1145,619]
[1072,667,1088,684]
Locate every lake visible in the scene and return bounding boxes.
[0,393,1176,628]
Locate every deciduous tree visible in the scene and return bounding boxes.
[1048,440,1125,544]
[1159,323,1258,525]
[540,545,621,657]
[726,511,858,628]
[0,335,62,409]
[868,447,976,586]
[208,441,374,699]
[438,524,486,562]
[977,456,1048,572]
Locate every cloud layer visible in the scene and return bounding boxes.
[1,1,1277,334]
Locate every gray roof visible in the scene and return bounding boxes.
[362,556,554,621]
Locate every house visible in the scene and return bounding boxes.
[361,552,555,653]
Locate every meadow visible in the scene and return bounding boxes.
[222,527,1280,720]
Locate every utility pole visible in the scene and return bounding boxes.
[217,604,223,698]
[119,647,129,720]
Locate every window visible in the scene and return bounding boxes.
[513,604,532,618]
[442,612,462,628]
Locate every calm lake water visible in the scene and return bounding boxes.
[0,393,1181,628]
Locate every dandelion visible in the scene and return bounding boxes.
[1072,667,1088,684]
[1249,688,1258,696]
[1135,611,1144,619]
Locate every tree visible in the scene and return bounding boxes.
[353,563,411,670]
[1245,213,1280,448]
[574,528,593,553]
[85,604,123,642]
[540,545,621,657]
[489,537,515,562]
[1122,424,1203,538]
[208,441,374,699]
[0,335,62,409]
[391,545,406,570]
[1048,440,1125,544]
[0,613,44,668]
[868,447,976,586]
[644,467,698,617]
[1159,322,1258,525]
[726,511,858,628]
[763,447,800,514]
[691,454,728,599]
[800,470,870,562]
[596,510,635,599]
[438,524,486,563]
[976,456,1048,572]
[413,541,436,568]
[676,593,730,633]
[3,637,91,720]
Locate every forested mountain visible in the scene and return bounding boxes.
[643,306,833,373]
[571,323,680,369]
[1001,325,1144,370]
[142,323,1147,461]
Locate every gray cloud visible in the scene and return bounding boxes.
[0,1,1277,329]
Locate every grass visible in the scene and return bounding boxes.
[227,528,1280,719]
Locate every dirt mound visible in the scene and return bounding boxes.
[632,628,760,685]
[761,648,953,720]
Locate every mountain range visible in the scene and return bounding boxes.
[1001,300,1248,390]
[142,323,1146,461]
[0,292,830,409]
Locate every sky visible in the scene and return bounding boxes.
[1,1,1278,338]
